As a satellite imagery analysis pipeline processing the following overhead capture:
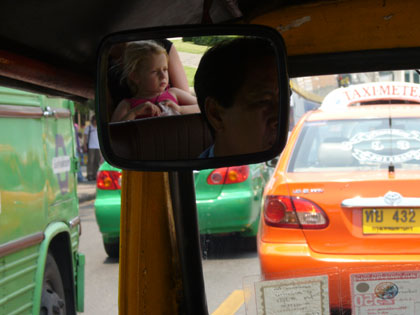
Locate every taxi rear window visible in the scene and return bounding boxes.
[288,118,420,172]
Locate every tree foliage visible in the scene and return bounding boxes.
[74,99,95,114]
[182,36,233,46]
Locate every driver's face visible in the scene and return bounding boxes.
[215,58,279,156]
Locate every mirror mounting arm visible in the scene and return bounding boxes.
[169,171,208,314]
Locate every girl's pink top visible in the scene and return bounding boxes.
[127,90,178,108]
[126,90,178,119]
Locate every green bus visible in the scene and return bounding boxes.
[0,86,84,314]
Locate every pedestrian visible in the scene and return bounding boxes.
[83,115,101,181]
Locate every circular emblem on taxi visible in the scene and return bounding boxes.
[384,191,402,206]
[374,282,398,300]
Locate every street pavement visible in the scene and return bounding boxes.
[77,181,97,203]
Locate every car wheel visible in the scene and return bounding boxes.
[200,235,228,258]
[104,241,119,258]
[40,253,66,315]
[200,235,210,258]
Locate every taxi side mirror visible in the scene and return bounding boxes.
[266,156,279,168]
[96,25,290,171]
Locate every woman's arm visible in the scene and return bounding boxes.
[177,104,201,114]
[171,88,197,105]
[167,88,200,114]
[168,45,190,92]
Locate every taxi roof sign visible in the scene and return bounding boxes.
[320,82,420,111]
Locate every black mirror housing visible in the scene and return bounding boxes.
[96,24,290,171]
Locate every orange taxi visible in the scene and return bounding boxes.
[258,82,420,310]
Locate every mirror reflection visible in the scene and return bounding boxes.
[104,36,280,161]
[110,40,200,122]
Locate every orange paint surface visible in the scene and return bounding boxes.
[259,104,420,309]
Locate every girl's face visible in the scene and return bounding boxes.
[132,53,169,96]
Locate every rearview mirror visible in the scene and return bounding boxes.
[96,25,290,171]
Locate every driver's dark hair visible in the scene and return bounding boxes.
[194,37,276,133]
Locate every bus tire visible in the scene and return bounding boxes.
[104,241,119,258]
[40,253,66,315]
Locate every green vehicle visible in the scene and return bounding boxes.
[0,87,84,314]
[94,162,123,258]
[95,161,270,257]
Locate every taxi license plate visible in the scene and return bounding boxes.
[363,208,420,234]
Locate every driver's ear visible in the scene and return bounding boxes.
[205,97,225,132]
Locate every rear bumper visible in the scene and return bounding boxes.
[258,241,420,309]
[94,194,121,239]
[197,190,260,235]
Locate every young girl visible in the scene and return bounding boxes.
[111,41,199,122]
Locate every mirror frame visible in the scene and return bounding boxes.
[96,24,290,171]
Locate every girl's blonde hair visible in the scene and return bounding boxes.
[121,40,168,95]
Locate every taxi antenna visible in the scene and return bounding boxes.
[388,113,394,176]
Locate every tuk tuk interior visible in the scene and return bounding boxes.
[1,0,420,314]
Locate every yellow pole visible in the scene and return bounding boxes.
[119,171,183,314]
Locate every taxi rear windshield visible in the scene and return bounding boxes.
[288,118,420,172]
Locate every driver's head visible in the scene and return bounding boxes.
[194,37,279,156]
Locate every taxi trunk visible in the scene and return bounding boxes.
[285,171,420,255]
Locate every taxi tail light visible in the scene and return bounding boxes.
[264,195,328,229]
[207,166,249,185]
[97,170,122,190]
